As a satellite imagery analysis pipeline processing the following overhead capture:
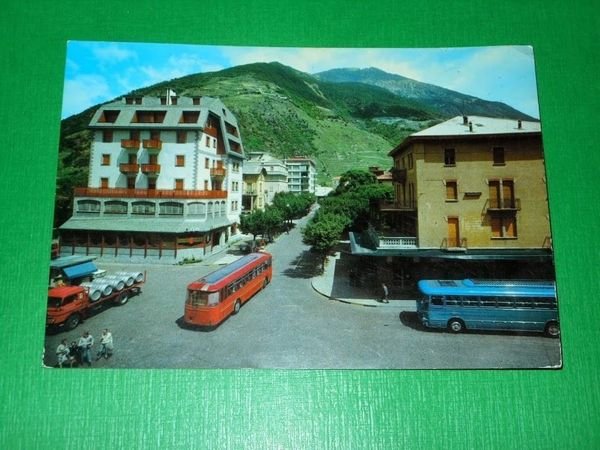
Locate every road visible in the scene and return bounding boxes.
[44,211,562,369]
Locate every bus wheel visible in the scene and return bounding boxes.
[233,299,241,315]
[263,278,269,289]
[115,292,129,306]
[65,314,81,331]
[545,321,560,338]
[448,319,465,333]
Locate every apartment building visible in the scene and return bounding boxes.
[284,157,316,194]
[350,116,553,280]
[242,152,288,212]
[59,93,245,261]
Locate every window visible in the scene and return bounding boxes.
[444,148,456,166]
[150,130,160,140]
[175,155,185,167]
[177,131,187,143]
[407,153,414,170]
[159,202,183,215]
[132,111,166,123]
[132,201,156,215]
[206,136,210,147]
[445,181,458,201]
[130,130,140,140]
[193,96,201,105]
[175,179,184,190]
[100,177,109,189]
[488,179,515,209]
[188,202,206,216]
[99,110,120,123]
[148,179,156,190]
[491,214,517,238]
[77,200,101,213]
[493,147,505,165]
[180,111,199,123]
[102,130,113,143]
[204,180,209,190]
[104,201,128,214]
[205,158,209,169]
[101,154,110,166]
[127,177,136,189]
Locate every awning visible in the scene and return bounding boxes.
[63,261,98,280]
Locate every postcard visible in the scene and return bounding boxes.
[44,42,561,369]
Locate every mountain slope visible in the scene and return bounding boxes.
[314,67,536,120]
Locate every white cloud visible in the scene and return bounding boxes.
[93,44,137,66]
[62,74,113,117]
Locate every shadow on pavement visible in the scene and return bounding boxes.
[399,311,433,332]
[282,250,323,279]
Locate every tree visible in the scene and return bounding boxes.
[302,212,350,271]
[334,169,377,194]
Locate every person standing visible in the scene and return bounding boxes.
[56,339,73,368]
[97,329,114,360]
[380,283,389,303]
[78,331,94,367]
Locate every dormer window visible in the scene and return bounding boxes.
[99,110,120,123]
[180,111,200,123]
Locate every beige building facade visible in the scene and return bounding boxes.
[388,116,551,251]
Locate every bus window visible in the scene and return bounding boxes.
[445,296,461,306]
[431,296,443,306]
[187,290,220,306]
[463,296,479,307]
[479,297,496,307]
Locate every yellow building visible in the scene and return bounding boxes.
[387,115,551,251]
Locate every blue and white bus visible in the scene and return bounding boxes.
[416,279,559,337]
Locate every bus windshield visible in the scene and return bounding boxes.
[187,290,220,307]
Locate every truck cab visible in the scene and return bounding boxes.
[47,286,88,330]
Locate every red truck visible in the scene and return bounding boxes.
[46,272,144,331]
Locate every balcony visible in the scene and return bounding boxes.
[141,164,161,176]
[121,139,140,150]
[378,236,418,249]
[486,198,521,211]
[378,199,417,211]
[119,163,139,175]
[142,139,162,150]
[210,167,227,180]
[74,187,228,200]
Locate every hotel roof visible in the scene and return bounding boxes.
[389,116,541,156]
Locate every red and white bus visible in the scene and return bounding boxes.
[184,252,272,327]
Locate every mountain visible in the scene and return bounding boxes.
[314,67,536,121]
[55,62,535,225]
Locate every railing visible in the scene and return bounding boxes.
[141,164,161,174]
[142,139,162,150]
[121,139,140,150]
[486,198,521,210]
[74,187,228,199]
[210,167,227,178]
[119,163,139,174]
[378,236,418,248]
[378,199,417,210]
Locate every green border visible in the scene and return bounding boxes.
[2,0,599,448]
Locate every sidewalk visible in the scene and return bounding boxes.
[311,252,417,311]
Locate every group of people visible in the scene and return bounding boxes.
[55,329,113,368]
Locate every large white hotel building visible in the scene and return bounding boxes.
[59,93,245,261]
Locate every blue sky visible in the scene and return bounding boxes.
[62,42,540,119]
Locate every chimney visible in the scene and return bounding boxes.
[468,121,473,132]
[518,120,522,129]
[463,115,468,125]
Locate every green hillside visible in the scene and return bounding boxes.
[56,61,533,224]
